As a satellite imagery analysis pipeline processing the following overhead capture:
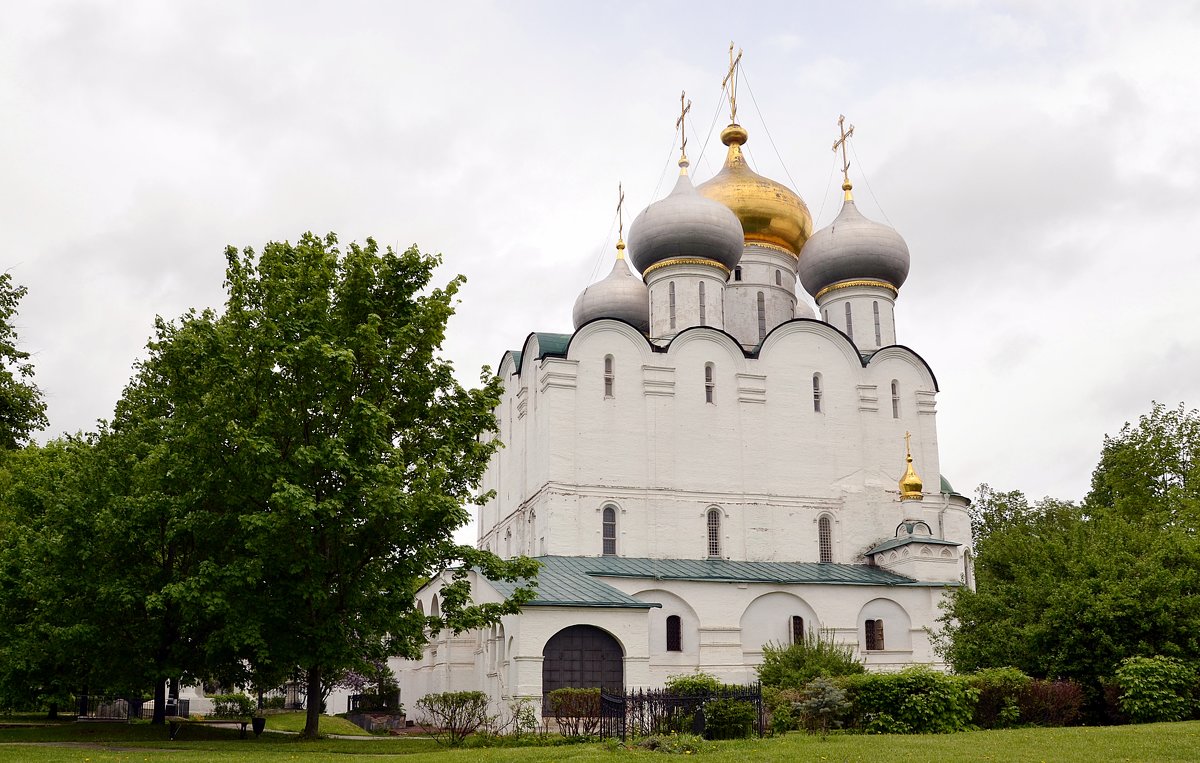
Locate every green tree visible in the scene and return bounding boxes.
[0,272,47,449]
[939,404,1200,716]
[136,233,536,737]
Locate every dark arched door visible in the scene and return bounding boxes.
[541,624,624,712]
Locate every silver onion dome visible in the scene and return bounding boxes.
[798,199,910,298]
[572,248,650,332]
[628,170,744,276]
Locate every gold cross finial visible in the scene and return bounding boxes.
[675,90,692,169]
[722,42,743,124]
[615,182,626,258]
[832,114,856,199]
[904,431,912,458]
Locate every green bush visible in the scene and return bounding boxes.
[260,696,286,710]
[797,677,850,737]
[546,687,600,737]
[762,686,801,734]
[967,667,1031,729]
[664,671,723,695]
[702,698,757,740]
[842,666,978,734]
[757,631,865,689]
[1020,679,1085,727]
[209,693,255,718]
[415,691,493,746]
[635,732,706,753]
[1114,655,1198,724]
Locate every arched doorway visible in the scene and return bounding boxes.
[541,625,624,713]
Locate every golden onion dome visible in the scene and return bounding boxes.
[898,433,924,501]
[697,124,813,257]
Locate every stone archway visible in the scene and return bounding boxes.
[541,624,624,712]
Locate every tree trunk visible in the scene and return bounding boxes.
[47,702,58,720]
[152,677,167,725]
[302,666,322,738]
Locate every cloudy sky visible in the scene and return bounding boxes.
[4,1,1199,529]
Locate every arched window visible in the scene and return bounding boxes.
[706,508,721,558]
[669,282,676,331]
[757,292,767,341]
[823,309,829,323]
[818,516,833,563]
[603,355,614,398]
[602,506,617,556]
[698,282,706,325]
[704,363,714,404]
[812,373,823,413]
[505,527,512,558]
[964,549,974,589]
[864,619,885,650]
[791,615,805,645]
[666,615,682,652]
[873,301,881,345]
[891,380,900,418]
[734,266,742,282]
[844,302,854,340]
[775,269,782,286]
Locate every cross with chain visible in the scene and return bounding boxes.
[722,42,743,124]
[832,114,855,188]
[616,182,626,244]
[676,90,692,165]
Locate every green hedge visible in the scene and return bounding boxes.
[1114,656,1198,724]
[841,667,977,734]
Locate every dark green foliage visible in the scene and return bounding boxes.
[1020,679,1085,727]
[797,677,849,737]
[967,667,1031,729]
[762,686,801,734]
[701,698,757,740]
[415,691,492,746]
[209,693,255,718]
[841,667,977,734]
[1113,655,1198,723]
[0,273,47,449]
[756,631,865,689]
[634,733,705,753]
[547,687,600,737]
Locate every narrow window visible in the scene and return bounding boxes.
[864,619,885,650]
[706,509,721,558]
[602,506,617,556]
[705,363,714,404]
[812,373,822,413]
[666,615,682,652]
[791,616,805,645]
[734,266,742,282]
[669,282,676,331]
[603,355,614,398]
[505,528,511,558]
[873,301,881,345]
[964,549,974,589]
[775,269,782,286]
[698,282,706,325]
[757,291,766,341]
[844,302,853,340]
[823,309,829,323]
[891,380,900,418]
[818,516,832,563]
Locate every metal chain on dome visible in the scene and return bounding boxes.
[739,65,802,193]
[849,139,895,227]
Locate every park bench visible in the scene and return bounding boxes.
[167,717,264,740]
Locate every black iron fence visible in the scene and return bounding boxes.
[76,695,146,721]
[599,684,763,741]
[348,690,401,713]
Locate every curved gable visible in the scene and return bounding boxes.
[757,318,865,370]
[866,345,939,391]
[664,325,748,369]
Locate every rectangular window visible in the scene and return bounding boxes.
[844,302,854,341]
[666,615,682,652]
[698,282,706,325]
[603,356,614,398]
[791,616,804,645]
[865,619,885,650]
[873,301,882,345]
[669,282,676,331]
[705,364,714,404]
[757,292,767,341]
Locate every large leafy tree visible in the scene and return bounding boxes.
[0,272,47,449]
[136,233,536,737]
[939,403,1200,717]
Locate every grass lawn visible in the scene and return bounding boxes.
[0,720,1196,762]
[262,711,372,736]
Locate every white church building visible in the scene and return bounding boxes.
[393,93,973,718]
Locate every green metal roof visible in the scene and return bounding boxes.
[866,534,961,556]
[485,555,943,608]
[939,474,957,494]
[533,332,572,357]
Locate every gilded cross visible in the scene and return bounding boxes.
[675,90,692,164]
[832,114,855,187]
[722,42,743,124]
[904,431,912,457]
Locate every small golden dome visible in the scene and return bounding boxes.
[697,124,813,256]
[899,432,924,501]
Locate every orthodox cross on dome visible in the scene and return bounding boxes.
[904,430,912,456]
[722,42,743,124]
[615,182,627,258]
[676,90,692,168]
[832,114,856,197]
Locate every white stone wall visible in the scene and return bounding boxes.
[817,283,898,353]
[724,244,799,347]
[645,262,729,340]
[477,320,962,565]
